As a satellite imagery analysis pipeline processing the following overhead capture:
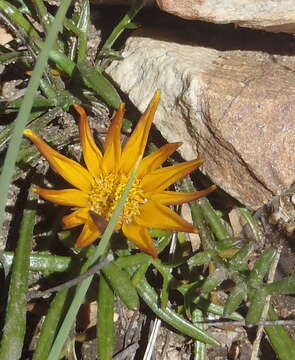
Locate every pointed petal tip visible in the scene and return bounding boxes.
[151,91,161,107]
[74,242,84,249]
[75,237,92,248]
[118,103,125,111]
[23,129,36,139]
[72,104,86,117]
[154,90,161,99]
[206,184,217,195]
[197,158,205,166]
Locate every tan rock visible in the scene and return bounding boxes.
[106,28,295,209]
[156,0,295,34]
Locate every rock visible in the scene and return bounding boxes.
[91,0,295,34]
[106,27,295,209]
[91,0,154,6]
[156,0,295,34]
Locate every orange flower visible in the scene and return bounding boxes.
[24,92,215,258]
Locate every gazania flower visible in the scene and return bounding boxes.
[24,92,216,258]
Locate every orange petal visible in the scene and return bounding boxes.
[134,201,197,233]
[148,185,217,205]
[102,104,125,173]
[138,142,182,178]
[24,129,93,192]
[75,217,101,248]
[141,158,204,192]
[73,104,103,178]
[34,188,89,207]
[122,222,157,258]
[62,208,89,229]
[120,91,160,173]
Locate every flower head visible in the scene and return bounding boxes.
[24,92,216,258]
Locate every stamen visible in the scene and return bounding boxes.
[88,172,147,226]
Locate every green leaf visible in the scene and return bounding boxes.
[124,22,140,29]
[224,282,247,316]
[193,296,244,321]
[0,252,71,273]
[125,267,219,345]
[248,247,276,289]
[201,267,228,294]
[8,95,54,109]
[0,192,35,360]
[76,0,90,63]
[97,274,115,360]
[32,289,72,360]
[246,288,268,324]
[76,62,122,108]
[265,276,295,295]
[102,262,139,310]
[228,243,254,272]
[265,307,295,360]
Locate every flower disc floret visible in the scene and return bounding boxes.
[88,173,147,226]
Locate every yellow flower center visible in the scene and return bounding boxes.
[88,172,147,227]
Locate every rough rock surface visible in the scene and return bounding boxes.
[106,27,295,209]
[156,0,295,34]
[92,0,295,34]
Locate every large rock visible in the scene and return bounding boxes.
[156,0,295,34]
[106,27,295,209]
[91,0,295,34]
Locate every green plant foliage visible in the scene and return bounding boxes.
[2,1,295,359]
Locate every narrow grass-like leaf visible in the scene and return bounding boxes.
[192,308,208,360]
[48,49,76,75]
[0,0,41,42]
[228,243,254,272]
[153,260,173,308]
[201,267,228,294]
[224,282,247,316]
[0,50,29,63]
[193,296,244,321]
[102,262,139,310]
[239,208,263,245]
[125,267,219,345]
[97,274,115,360]
[32,289,71,360]
[248,247,275,289]
[9,95,54,109]
[131,261,151,287]
[0,111,44,151]
[187,183,216,250]
[47,157,142,360]
[76,0,90,63]
[199,197,230,243]
[98,0,144,57]
[0,192,35,360]
[265,307,295,360]
[32,0,52,32]
[77,62,122,108]
[0,252,71,273]
[246,288,268,324]
[265,276,295,295]
[187,250,215,267]
[0,0,73,247]
[115,253,150,269]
